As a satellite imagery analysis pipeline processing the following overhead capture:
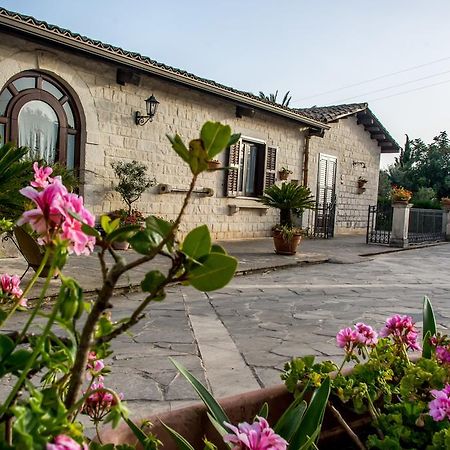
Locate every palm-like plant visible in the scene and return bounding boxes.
[259,182,315,228]
[258,90,292,107]
[0,143,33,220]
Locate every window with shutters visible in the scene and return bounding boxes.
[317,154,337,206]
[226,138,277,198]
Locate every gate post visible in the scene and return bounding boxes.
[443,204,450,241]
[390,202,412,247]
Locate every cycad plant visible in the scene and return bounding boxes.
[259,182,315,228]
[0,143,33,220]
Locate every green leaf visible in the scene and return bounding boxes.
[188,139,208,175]
[170,358,229,427]
[123,417,154,449]
[289,377,330,449]
[107,224,141,243]
[129,230,159,254]
[167,134,190,164]
[257,402,269,420]
[81,223,101,238]
[423,296,437,358]
[201,122,232,159]
[141,271,166,293]
[228,133,241,147]
[206,412,228,438]
[211,244,226,254]
[182,225,211,260]
[188,253,237,291]
[5,349,32,372]
[0,334,15,361]
[161,422,196,450]
[274,396,307,442]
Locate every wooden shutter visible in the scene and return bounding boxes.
[317,154,337,205]
[225,139,242,197]
[264,146,277,189]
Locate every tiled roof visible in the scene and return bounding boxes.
[296,103,399,153]
[295,103,368,123]
[0,7,326,129]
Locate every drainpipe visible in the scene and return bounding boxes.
[303,131,311,186]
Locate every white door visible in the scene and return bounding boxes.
[317,154,337,206]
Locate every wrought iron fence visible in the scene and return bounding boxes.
[408,208,445,243]
[366,204,392,244]
[304,201,336,239]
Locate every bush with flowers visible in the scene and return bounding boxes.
[0,122,291,450]
[282,297,450,449]
[390,186,413,202]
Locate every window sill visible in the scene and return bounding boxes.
[228,200,268,216]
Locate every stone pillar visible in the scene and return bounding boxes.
[443,204,450,241]
[390,202,412,248]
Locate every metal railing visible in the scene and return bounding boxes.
[366,204,392,245]
[304,201,336,239]
[408,208,445,243]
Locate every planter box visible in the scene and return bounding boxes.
[100,383,371,449]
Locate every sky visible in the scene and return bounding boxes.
[3,0,450,168]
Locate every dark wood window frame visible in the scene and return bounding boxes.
[0,70,85,171]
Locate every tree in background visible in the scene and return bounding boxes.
[258,90,292,107]
[381,132,450,202]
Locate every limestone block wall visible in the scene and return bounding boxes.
[308,117,381,234]
[0,34,306,239]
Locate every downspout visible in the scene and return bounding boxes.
[303,131,311,186]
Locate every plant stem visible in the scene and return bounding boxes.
[0,260,61,417]
[65,174,198,410]
[327,401,366,450]
[0,247,50,328]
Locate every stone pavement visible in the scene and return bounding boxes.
[0,237,449,420]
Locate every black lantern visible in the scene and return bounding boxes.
[135,94,159,125]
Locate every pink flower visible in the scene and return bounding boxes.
[82,382,123,423]
[336,327,359,349]
[18,167,96,255]
[429,385,450,421]
[46,434,87,450]
[380,314,421,351]
[31,162,53,189]
[0,273,26,307]
[86,352,105,378]
[224,417,287,450]
[355,322,378,346]
[436,346,450,364]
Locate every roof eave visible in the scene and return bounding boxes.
[0,12,328,130]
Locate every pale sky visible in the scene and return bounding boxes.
[3,0,450,168]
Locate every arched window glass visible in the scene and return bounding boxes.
[18,100,59,162]
[0,71,84,171]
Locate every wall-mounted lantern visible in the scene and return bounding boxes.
[135,94,159,125]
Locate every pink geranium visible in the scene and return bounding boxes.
[436,346,450,364]
[429,384,450,421]
[336,327,359,349]
[31,162,53,188]
[336,322,378,353]
[355,322,378,346]
[224,416,287,450]
[0,273,27,307]
[46,434,87,450]
[18,164,96,255]
[82,382,123,423]
[380,314,420,351]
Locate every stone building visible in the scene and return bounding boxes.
[0,7,399,239]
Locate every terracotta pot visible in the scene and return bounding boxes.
[272,229,302,255]
[100,383,370,450]
[111,241,130,250]
[207,160,221,170]
[278,171,289,180]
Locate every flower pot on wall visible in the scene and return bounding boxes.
[207,160,221,170]
[272,229,302,255]
[278,171,289,181]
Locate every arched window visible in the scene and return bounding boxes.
[0,71,83,170]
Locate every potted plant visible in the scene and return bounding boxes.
[441,197,450,208]
[258,182,315,255]
[391,185,412,204]
[357,177,368,189]
[110,160,156,249]
[278,167,292,181]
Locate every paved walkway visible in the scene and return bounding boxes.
[0,237,449,421]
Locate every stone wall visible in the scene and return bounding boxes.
[307,117,381,234]
[0,34,306,239]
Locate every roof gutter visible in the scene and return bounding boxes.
[0,13,328,131]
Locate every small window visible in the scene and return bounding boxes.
[0,89,12,115]
[42,80,63,100]
[226,139,277,198]
[13,77,35,92]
